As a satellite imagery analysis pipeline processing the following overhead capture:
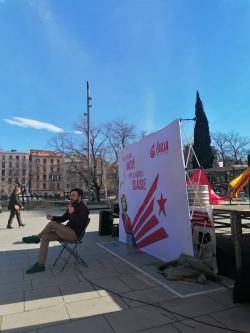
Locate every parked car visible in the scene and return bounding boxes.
[19,195,43,203]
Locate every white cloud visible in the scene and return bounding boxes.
[4,117,64,133]
[73,130,82,135]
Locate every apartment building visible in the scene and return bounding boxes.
[29,150,64,198]
[0,150,30,197]
[0,149,109,199]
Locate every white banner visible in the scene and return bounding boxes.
[118,119,193,262]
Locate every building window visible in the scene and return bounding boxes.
[43,159,46,164]
[9,162,12,168]
[16,156,19,161]
[8,178,12,184]
[57,159,60,165]
[57,183,60,190]
[2,162,5,169]
[43,183,46,190]
[43,175,46,180]
[22,156,26,161]
[36,175,39,181]
[43,167,46,173]
[2,156,5,160]
[9,156,12,160]
[36,183,39,190]
[2,170,5,176]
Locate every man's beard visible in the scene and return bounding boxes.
[70,198,78,205]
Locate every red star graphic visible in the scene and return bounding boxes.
[157,193,167,216]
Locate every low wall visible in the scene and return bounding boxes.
[0,199,116,212]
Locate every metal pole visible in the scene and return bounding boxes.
[105,166,108,199]
[230,212,242,271]
[86,81,92,198]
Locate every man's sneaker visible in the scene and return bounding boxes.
[26,263,45,274]
[7,225,13,229]
[22,235,40,244]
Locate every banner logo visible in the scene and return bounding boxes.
[150,140,168,159]
[150,144,156,159]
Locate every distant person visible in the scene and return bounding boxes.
[7,185,25,229]
[23,188,89,274]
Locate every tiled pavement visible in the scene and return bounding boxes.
[0,209,250,333]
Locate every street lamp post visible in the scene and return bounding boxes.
[86,81,92,198]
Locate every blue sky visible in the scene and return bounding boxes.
[0,0,249,151]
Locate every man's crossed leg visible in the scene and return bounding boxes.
[23,221,77,274]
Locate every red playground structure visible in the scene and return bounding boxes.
[187,169,230,205]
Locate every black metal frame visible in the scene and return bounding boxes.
[213,213,250,230]
[53,218,90,272]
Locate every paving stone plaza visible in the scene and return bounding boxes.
[0,209,250,333]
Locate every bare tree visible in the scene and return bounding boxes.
[212,132,228,166]
[225,131,250,165]
[212,131,250,166]
[139,130,148,140]
[75,116,108,201]
[104,120,137,162]
[50,133,87,178]
[103,120,137,196]
[50,116,108,201]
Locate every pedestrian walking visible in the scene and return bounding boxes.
[7,186,25,229]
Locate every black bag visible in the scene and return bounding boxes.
[233,264,250,303]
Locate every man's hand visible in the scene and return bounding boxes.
[46,213,53,220]
[68,204,74,214]
[14,205,20,210]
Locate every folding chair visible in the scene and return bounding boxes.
[53,218,90,272]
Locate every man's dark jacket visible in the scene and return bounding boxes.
[8,191,22,211]
[52,201,89,239]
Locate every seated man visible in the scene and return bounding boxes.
[23,188,89,274]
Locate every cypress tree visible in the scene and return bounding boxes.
[192,91,214,169]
